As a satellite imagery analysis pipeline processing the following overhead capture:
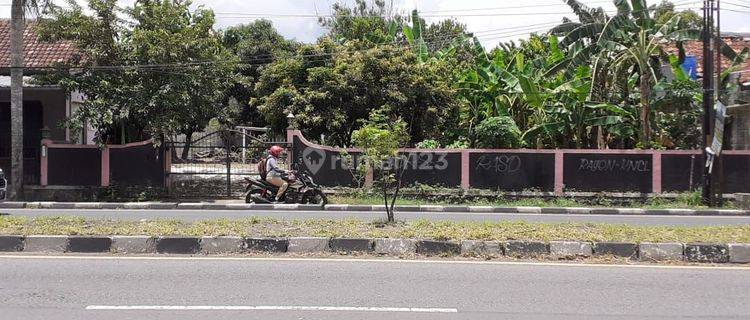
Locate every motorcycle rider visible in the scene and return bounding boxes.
[265,145,289,203]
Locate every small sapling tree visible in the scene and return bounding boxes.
[351,116,408,222]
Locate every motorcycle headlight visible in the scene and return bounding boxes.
[0,168,5,180]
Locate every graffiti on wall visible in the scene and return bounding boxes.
[564,154,653,192]
[470,153,555,191]
[577,158,651,173]
[476,155,522,174]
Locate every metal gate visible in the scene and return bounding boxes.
[167,129,288,198]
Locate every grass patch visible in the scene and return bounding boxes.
[1,216,749,243]
[328,192,735,209]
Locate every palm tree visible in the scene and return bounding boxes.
[9,0,48,200]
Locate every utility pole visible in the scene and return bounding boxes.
[701,0,714,205]
[714,0,725,207]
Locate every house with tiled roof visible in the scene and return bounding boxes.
[665,35,750,150]
[0,19,92,184]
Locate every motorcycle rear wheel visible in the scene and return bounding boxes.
[302,189,328,205]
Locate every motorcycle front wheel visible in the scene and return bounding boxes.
[301,189,328,205]
[245,189,271,204]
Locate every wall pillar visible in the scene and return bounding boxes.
[164,145,172,191]
[101,146,110,187]
[554,151,564,196]
[286,128,297,144]
[652,152,662,194]
[40,139,52,186]
[461,150,470,190]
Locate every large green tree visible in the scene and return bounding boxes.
[38,0,235,151]
[254,3,463,147]
[254,41,459,146]
[222,20,298,127]
[126,0,235,154]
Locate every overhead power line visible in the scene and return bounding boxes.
[212,1,702,19]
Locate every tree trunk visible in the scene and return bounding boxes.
[181,131,194,161]
[639,72,652,145]
[9,0,25,200]
[383,185,392,223]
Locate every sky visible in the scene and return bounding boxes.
[1,0,749,48]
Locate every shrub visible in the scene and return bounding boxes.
[415,139,440,149]
[473,116,522,148]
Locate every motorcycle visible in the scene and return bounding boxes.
[243,166,327,205]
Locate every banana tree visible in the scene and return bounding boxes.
[456,35,572,147]
[402,10,429,63]
[552,0,748,146]
[523,64,635,148]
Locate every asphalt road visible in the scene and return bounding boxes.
[0,255,748,320]
[2,208,750,226]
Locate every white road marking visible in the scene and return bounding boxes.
[85,305,458,313]
[2,254,749,270]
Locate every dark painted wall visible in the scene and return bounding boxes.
[110,144,165,187]
[293,137,462,187]
[48,148,101,186]
[722,155,750,194]
[396,151,461,187]
[293,133,749,193]
[470,153,555,191]
[293,136,360,187]
[563,154,652,192]
[661,154,703,192]
[1,101,44,184]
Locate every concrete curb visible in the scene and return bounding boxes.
[460,240,503,257]
[155,237,201,254]
[111,236,156,254]
[0,235,25,252]
[638,243,684,261]
[685,243,730,263]
[504,240,549,257]
[375,238,417,255]
[329,238,374,253]
[1,235,749,264]
[23,235,68,252]
[550,241,592,259]
[3,201,748,216]
[728,243,750,263]
[288,237,329,253]
[593,242,638,258]
[201,236,244,254]
[416,240,460,256]
[245,238,289,252]
[67,236,112,253]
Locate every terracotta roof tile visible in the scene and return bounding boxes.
[667,36,750,83]
[0,19,79,69]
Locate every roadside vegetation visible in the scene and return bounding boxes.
[1,216,748,243]
[32,0,744,151]
[328,190,737,209]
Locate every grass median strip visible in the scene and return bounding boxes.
[1,216,749,244]
[328,193,736,210]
